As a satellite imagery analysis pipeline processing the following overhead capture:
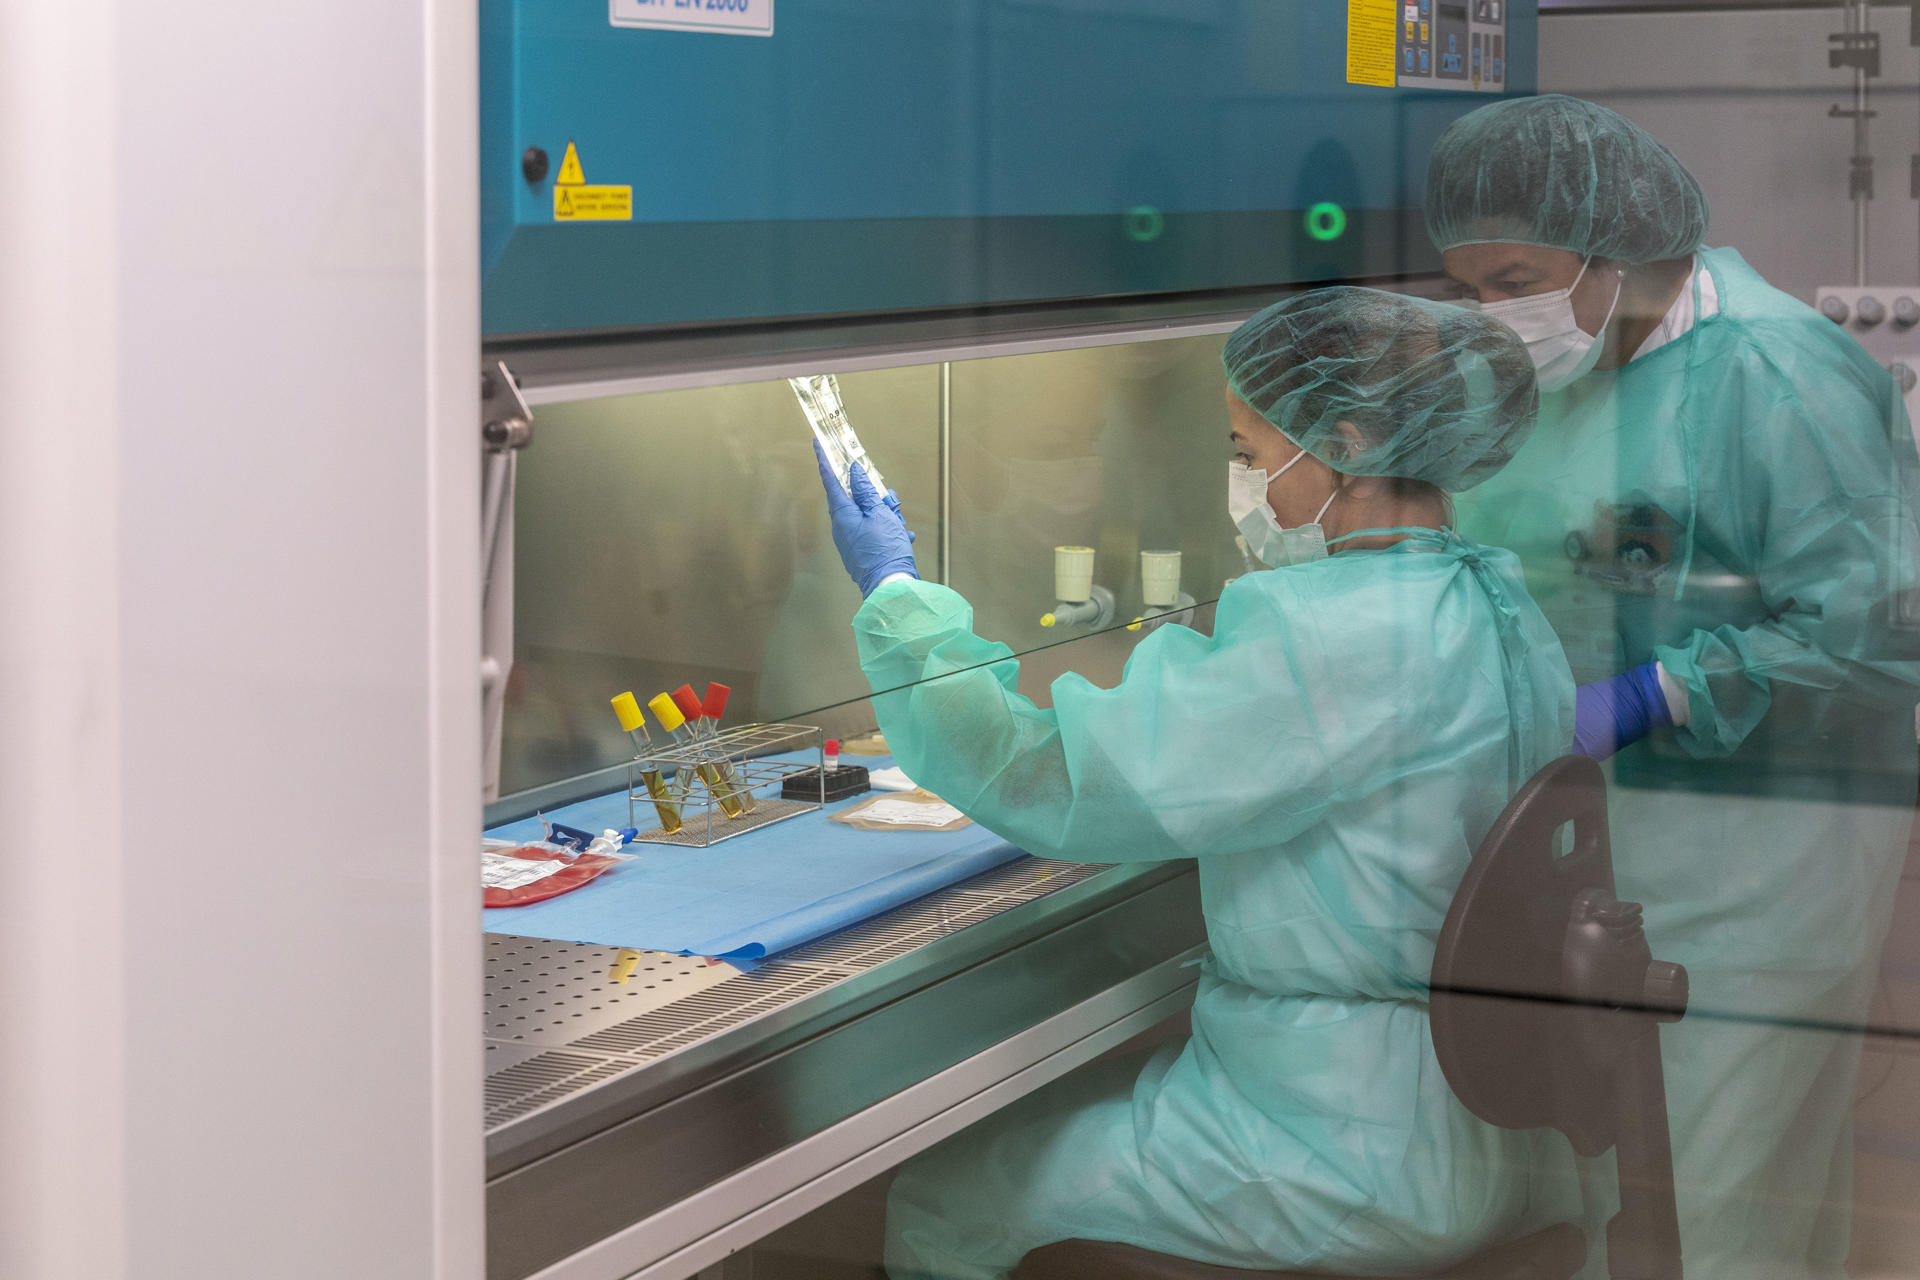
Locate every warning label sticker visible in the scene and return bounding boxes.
[1346,0,1398,87]
[554,185,633,221]
[549,140,633,222]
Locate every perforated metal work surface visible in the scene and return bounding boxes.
[485,943,740,1047]
[484,856,1102,1132]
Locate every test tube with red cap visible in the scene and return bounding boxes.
[648,691,719,811]
[671,684,747,818]
[701,682,756,813]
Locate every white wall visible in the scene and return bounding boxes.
[1542,6,1920,301]
[0,4,482,1280]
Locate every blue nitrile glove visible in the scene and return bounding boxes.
[815,440,919,597]
[1572,661,1673,760]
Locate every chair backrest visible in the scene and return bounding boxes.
[1430,755,1689,1280]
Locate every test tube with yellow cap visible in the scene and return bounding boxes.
[646,692,700,804]
[650,691,745,819]
[611,691,682,834]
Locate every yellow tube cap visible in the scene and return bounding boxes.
[1039,613,1057,628]
[647,693,686,733]
[1127,617,1144,632]
[611,691,645,733]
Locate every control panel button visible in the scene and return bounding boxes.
[1894,296,1919,328]
[1819,296,1851,325]
[1858,295,1887,327]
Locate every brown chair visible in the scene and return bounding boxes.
[1015,756,1688,1280]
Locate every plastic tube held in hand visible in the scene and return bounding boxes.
[701,681,755,813]
[671,684,746,819]
[790,373,899,512]
[611,691,682,834]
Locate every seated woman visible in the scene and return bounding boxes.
[813,287,1580,1280]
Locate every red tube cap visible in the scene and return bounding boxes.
[670,684,704,721]
[702,682,732,722]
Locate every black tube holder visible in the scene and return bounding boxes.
[782,764,870,802]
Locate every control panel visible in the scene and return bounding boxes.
[1398,0,1508,91]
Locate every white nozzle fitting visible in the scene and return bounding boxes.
[1054,545,1096,604]
[1140,550,1183,608]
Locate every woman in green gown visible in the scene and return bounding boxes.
[816,288,1581,1278]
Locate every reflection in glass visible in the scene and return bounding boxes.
[1430,93,1920,1277]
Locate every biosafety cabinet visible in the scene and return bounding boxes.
[477,4,1536,1277]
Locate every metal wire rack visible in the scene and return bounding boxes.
[626,721,823,847]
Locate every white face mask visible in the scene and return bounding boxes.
[1475,256,1623,393]
[1227,453,1338,569]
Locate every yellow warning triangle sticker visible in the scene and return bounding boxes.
[556,141,586,186]
[556,189,576,216]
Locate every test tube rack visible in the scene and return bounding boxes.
[627,721,826,848]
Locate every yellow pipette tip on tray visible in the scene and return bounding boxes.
[647,692,686,733]
[610,691,645,733]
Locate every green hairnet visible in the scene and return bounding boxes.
[1424,94,1709,264]
[1221,286,1538,493]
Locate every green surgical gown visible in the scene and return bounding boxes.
[854,534,1579,1279]
[1453,246,1920,1279]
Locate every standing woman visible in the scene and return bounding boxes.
[1426,94,1920,1279]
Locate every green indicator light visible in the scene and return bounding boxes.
[1305,202,1348,242]
[1124,205,1166,243]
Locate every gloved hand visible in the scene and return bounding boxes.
[1573,661,1673,760]
[815,440,919,597]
